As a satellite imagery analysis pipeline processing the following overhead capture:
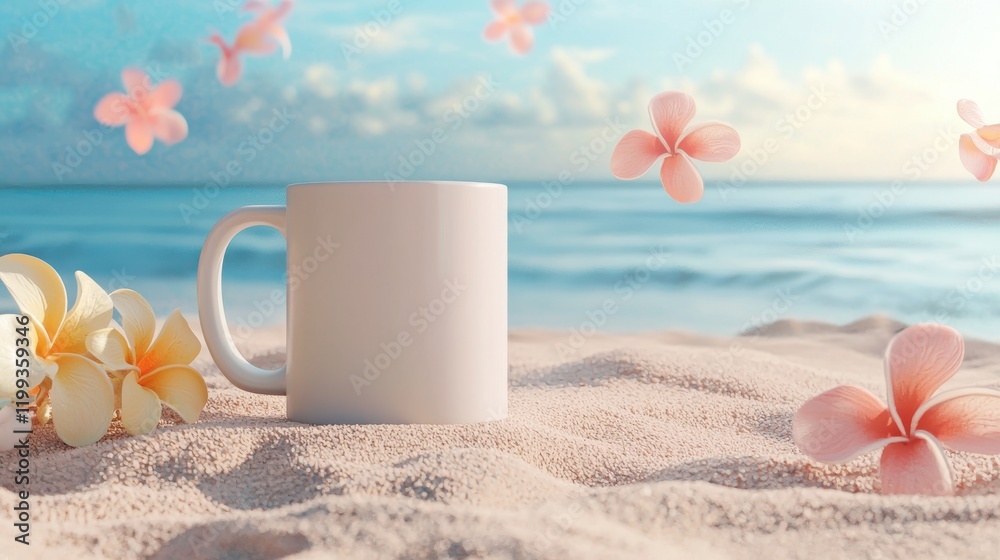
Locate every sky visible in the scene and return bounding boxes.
[1,0,999,185]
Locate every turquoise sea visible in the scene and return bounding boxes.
[2,181,1000,339]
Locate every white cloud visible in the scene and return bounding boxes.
[304,64,338,98]
[667,45,965,181]
[326,14,453,56]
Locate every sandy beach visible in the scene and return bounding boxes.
[4,315,1000,559]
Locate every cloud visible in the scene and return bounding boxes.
[665,45,964,181]
[0,36,975,185]
[326,14,453,57]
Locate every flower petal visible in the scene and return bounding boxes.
[50,271,113,355]
[138,310,201,373]
[147,79,182,110]
[677,122,741,162]
[977,124,1000,143]
[520,1,550,24]
[911,388,1000,454]
[86,328,136,372]
[0,315,48,399]
[121,68,151,99]
[0,404,23,451]
[509,25,533,54]
[217,52,242,87]
[121,371,162,435]
[483,21,508,41]
[648,91,695,152]
[110,289,156,357]
[610,130,667,179]
[235,24,278,54]
[48,354,114,447]
[0,253,67,342]
[93,93,132,127]
[967,130,1000,157]
[793,385,905,464]
[269,25,292,59]
[659,152,704,203]
[491,0,517,15]
[957,99,986,129]
[879,431,953,496]
[960,134,999,182]
[125,120,155,155]
[149,109,188,145]
[140,365,208,424]
[884,323,964,436]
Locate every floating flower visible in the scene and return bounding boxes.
[86,290,207,436]
[244,0,293,58]
[0,254,114,447]
[610,91,741,203]
[793,323,1000,495]
[209,0,294,86]
[957,99,1000,181]
[483,0,549,55]
[93,68,189,155]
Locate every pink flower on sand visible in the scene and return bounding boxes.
[209,0,293,86]
[483,0,549,55]
[610,91,741,203]
[793,323,1000,496]
[957,99,1000,181]
[93,68,188,155]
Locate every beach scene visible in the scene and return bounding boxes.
[3,1,1000,559]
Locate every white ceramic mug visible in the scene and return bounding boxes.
[197,181,508,424]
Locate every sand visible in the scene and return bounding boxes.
[3,315,1000,559]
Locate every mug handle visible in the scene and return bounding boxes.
[197,206,288,395]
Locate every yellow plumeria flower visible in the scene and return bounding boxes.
[0,254,115,447]
[86,289,207,436]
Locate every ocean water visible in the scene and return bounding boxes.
[2,181,1000,339]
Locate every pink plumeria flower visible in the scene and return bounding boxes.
[483,0,549,55]
[957,99,1000,181]
[610,91,741,203]
[793,323,1000,496]
[209,0,293,86]
[93,68,188,155]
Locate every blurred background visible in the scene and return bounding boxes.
[2,0,1000,338]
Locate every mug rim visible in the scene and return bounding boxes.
[288,180,506,190]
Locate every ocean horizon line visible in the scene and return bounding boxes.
[0,179,985,190]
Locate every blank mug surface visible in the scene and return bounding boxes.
[198,181,508,425]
